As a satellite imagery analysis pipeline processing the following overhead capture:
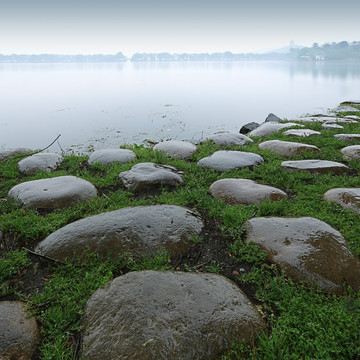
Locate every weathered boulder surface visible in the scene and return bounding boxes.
[244,217,360,294]
[259,140,320,158]
[283,129,321,137]
[340,100,360,106]
[239,122,259,134]
[335,134,360,142]
[88,148,136,165]
[321,123,344,130]
[333,105,360,113]
[0,148,32,162]
[118,162,183,193]
[8,175,97,209]
[265,113,281,122]
[341,145,360,160]
[0,301,40,360]
[248,122,301,137]
[199,131,253,146]
[197,151,263,172]
[17,153,63,174]
[324,188,360,214]
[153,140,197,160]
[81,271,265,360]
[210,178,287,205]
[344,115,360,120]
[294,116,352,124]
[281,160,351,175]
[35,205,204,260]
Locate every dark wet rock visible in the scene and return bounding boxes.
[0,301,40,360]
[0,148,32,162]
[199,131,253,146]
[118,162,183,193]
[259,140,320,158]
[210,178,287,205]
[8,175,97,209]
[265,113,282,122]
[197,150,263,172]
[35,205,204,261]
[334,134,360,142]
[81,271,265,360]
[244,217,360,294]
[281,160,351,175]
[282,129,321,137]
[321,123,344,130]
[17,153,63,174]
[341,145,360,160]
[239,122,260,134]
[248,122,302,137]
[88,148,136,165]
[153,140,196,160]
[324,188,360,214]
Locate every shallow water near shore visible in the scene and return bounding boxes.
[1,60,360,153]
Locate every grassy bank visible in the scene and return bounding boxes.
[1,106,360,359]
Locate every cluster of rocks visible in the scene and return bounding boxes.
[2,103,360,359]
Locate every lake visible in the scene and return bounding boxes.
[1,60,360,153]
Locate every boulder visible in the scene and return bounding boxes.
[239,122,260,135]
[197,151,263,172]
[0,301,40,360]
[265,113,281,122]
[17,153,63,174]
[8,175,97,209]
[321,123,344,130]
[81,271,265,360]
[295,116,344,123]
[0,148,32,162]
[88,148,136,165]
[153,140,196,160]
[334,134,360,142]
[333,106,360,113]
[324,188,360,214]
[341,145,360,160]
[210,178,287,205]
[259,140,320,158]
[199,131,253,146]
[282,129,321,137]
[35,205,204,261]
[244,217,360,294]
[248,122,302,137]
[118,162,183,193]
[281,160,351,175]
[344,115,360,120]
[340,100,360,107]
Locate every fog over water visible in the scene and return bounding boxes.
[1,60,359,153]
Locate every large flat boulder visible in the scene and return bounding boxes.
[333,105,360,113]
[210,178,286,205]
[88,148,136,165]
[244,217,360,294]
[35,205,204,261]
[334,134,360,142]
[248,122,302,137]
[282,129,321,137]
[322,123,344,130]
[259,140,320,158]
[281,160,351,175]
[17,153,63,174]
[340,100,360,106]
[341,145,360,160]
[81,271,265,360]
[199,131,253,146]
[197,151,263,172]
[324,188,360,214]
[8,175,97,209]
[153,140,197,160]
[296,116,356,124]
[0,148,32,162]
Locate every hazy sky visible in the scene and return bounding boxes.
[1,0,359,55]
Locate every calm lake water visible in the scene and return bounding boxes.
[1,61,360,153]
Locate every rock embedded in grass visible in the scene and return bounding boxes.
[153,140,197,160]
[199,131,253,146]
[8,175,97,209]
[341,145,360,160]
[17,153,63,174]
[321,123,344,130]
[239,122,259,134]
[282,129,321,137]
[258,140,320,158]
[334,134,360,142]
[244,217,360,294]
[248,122,302,137]
[324,188,360,214]
[281,159,351,175]
[0,147,32,161]
[87,148,136,165]
[81,270,265,360]
[35,205,204,261]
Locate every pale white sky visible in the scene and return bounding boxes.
[0,0,359,56]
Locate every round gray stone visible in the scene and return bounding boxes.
[321,123,344,130]
[244,217,360,294]
[118,162,183,193]
[248,122,302,137]
[199,131,253,146]
[210,178,287,205]
[0,148,32,162]
[324,188,360,214]
[17,153,63,174]
[282,129,321,137]
[197,151,263,172]
[259,140,320,158]
[35,205,204,261]
[264,113,281,122]
[88,148,136,165]
[8,175,97,209]
[153,140,197,160]
[335,134,360,142]
[281,160,351,175]
[0,301,40,360]
[81,271,265,360]
[341,145,360,160]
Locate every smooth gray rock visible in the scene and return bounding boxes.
[35,205,204,261]
[294,116,357,124]
[324,188,360,214]
[340,100,360,107]
[197,151,263,172]
[244,217,360,294]
[282,129,321,137]
[265,113,281,122]
[210,178,287,205]
[248,122,302,137]
[0,148,32,162]
[199,131,253,146]
[239,122,260,134]
[88,148,136,165]
[259,140,320,158]
[153,140,196,160]
[344,115,360,120]
[341,145,360,160]
[333,106,360,113]
[81,271,265,360]
[321,123,344,130]
[118,162,183,193]
[0,301,40,360]
[17,153,63,174]
[281,160,351,175]
[334,134,360,142]
[8,175,97,209]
